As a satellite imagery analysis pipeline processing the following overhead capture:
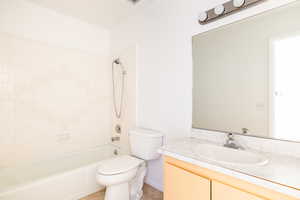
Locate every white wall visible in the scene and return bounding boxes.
[0,0,111,167]
[111,0,297,191]
[0,0,110,55]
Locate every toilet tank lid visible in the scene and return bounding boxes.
[129,128,164,138]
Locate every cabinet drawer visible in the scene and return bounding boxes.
[212,181,266,200]
[164,163,210,200]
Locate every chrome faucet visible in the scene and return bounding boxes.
[224,133,244,150]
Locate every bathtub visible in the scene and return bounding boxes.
[0,144,119,200]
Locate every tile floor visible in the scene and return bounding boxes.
[80,184,163,200]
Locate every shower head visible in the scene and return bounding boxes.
[113,58,121,65]
[128,0,141,4]
[112,58,126,75]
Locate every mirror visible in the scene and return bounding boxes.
[192,1,300,142]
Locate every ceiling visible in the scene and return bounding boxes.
[27,0,144,29]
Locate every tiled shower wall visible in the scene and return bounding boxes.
[0,32,111,167]
[0,0,112,167]
[111,46,137,153]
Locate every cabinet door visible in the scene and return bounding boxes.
[164,163,210,200]
[212,181,265,200]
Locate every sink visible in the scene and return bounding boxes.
[193,144,268,166]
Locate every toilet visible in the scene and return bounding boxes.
[96,128,164,200]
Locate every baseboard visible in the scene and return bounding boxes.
[145,178,163,192]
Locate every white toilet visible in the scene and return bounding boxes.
[96,128,163,200]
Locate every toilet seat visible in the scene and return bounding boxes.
[97,155,144,175]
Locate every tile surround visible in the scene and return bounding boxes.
[0,31,111,167]
[111,46,137,154]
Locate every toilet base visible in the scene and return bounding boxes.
[130,162,147,200]
[105,182,130,200]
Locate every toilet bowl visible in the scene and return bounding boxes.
[97,155,144,200]
[96,128,163,200]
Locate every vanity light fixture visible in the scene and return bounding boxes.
[233,0,245,7]
[199,12,208,22]
[198,0,265,25]
[214,5,225,15]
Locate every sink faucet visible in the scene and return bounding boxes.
[224,133,244,150]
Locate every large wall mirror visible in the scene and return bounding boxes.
[192,1,300,142]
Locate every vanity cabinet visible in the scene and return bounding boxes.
[164,163,210,200]
[212,181,264,200]
[164,156,298,200]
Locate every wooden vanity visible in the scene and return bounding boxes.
[164,156,299,200]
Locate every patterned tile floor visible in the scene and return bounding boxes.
[80,184,163,200]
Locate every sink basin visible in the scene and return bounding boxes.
[193,144,268,166]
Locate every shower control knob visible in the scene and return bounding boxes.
[115,124,122,134]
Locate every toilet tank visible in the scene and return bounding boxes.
[129,128,164,160]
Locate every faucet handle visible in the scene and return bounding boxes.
[227,133,234,140]
[242,128,249,134]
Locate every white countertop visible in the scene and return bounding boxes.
[158,137,300,199]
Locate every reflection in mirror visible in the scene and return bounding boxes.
[192,1,300,142]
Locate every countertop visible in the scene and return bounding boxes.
[158,137,300,199]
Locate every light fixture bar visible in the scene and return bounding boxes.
[198,0,266,25]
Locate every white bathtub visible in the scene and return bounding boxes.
[0,145,119,200]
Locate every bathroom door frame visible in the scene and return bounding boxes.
[269,31,300,140]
